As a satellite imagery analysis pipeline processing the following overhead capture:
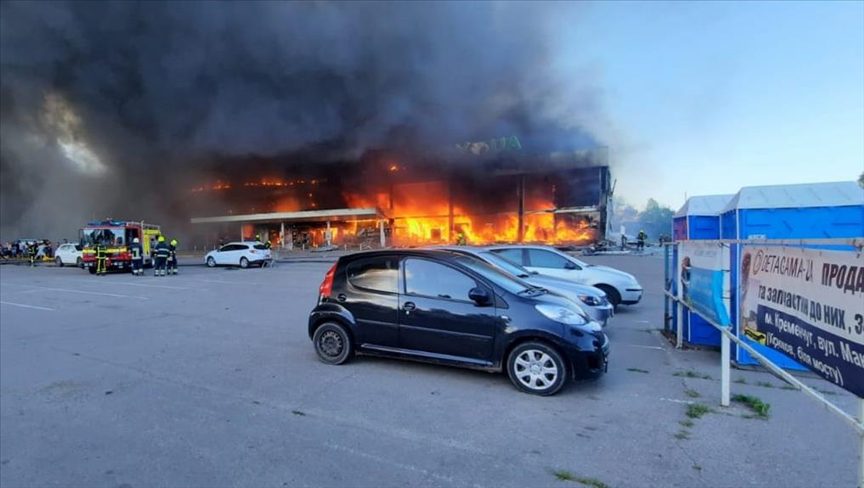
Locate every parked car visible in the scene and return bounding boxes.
[435,246,614,327]
[204,241,272,268]
[54,243,83,267]
[308,249,609,396]
[487,245,643,308]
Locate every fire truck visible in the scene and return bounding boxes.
[79,220,162,274]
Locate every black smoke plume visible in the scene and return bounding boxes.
[0,1,604,240]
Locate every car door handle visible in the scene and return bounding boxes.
[336,294,347,302]
[402,302,416,312]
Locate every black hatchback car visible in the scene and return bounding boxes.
[308,250,609,395]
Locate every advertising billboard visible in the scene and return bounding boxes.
[739,246,864,397]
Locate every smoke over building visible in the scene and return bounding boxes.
[0,1,610,243]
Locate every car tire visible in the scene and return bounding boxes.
[596,285,621,310]
[239,257,249,269]
[206,257,216,268]
[55,257,63,267]
[507,341,568,396]
[88,266,96,275]
[313,322,353,365]
[76,257,83,268]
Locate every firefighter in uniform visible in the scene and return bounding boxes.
[28,241,37,267]
[167,239,179,275]
[96,242,108,275]
[154,235,169,276]
[637,229,647,252]
[130,237,144,276]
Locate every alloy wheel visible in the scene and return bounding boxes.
[513,349,559,390]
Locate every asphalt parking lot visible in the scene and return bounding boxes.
[0,254,859,488]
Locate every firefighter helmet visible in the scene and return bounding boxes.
[158,235,165,242]
[170,239,178,246]
[133,237,140,243]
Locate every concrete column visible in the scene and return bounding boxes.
[448,181,454,243]
[240,225,244,242]
[325,221,332,247]
[517,176,525,243]
[379,220,386,248]
[280,222,285,249]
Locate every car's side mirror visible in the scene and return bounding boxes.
[468,287,491,306]
[564,262,578,270]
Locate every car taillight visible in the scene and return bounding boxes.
[319,263,337,297]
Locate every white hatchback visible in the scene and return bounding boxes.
[488,245,643,308]
[54,243,83,267]
[205,241,272,268]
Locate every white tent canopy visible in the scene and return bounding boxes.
[675,194,734,218]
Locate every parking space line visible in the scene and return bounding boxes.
[181,278,262,286]
[0,288,42,296]
[325,442,481,488]
[0,301,54,311]
[20,285,149,300]
[57,278,190,290]
[618,343,665,350]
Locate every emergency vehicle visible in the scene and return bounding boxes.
[79,220,161,274]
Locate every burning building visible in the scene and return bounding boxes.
[1,2,613,244]
[187,141,611,249]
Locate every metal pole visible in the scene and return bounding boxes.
[280,222,285,250]
[721,331,730,407]
[859,398,864,488]
[665,289,864,433]
[379,220,385,248]
[676,301,683,349]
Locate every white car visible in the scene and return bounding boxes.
[439,246,615,327]
[488,245,643,308]
[205,241,272,268]
[54,243,83,267]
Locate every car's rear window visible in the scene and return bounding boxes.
[253,244,268,250]
[346,257,399,293]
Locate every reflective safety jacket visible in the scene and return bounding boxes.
[155,241,169,258]
[130,242,143,260]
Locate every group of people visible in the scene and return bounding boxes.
[1,240,54,266]
[93,235,179,276]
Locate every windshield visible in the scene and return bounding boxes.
[478,251,533,277]
[451,255,534,294]
[80,227,125,247]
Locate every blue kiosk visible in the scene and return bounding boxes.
[720,181,864,368]
[673,195,734,345]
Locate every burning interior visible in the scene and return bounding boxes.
[187,146,611,250]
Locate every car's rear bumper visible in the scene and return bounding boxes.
[82,260,130,270]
